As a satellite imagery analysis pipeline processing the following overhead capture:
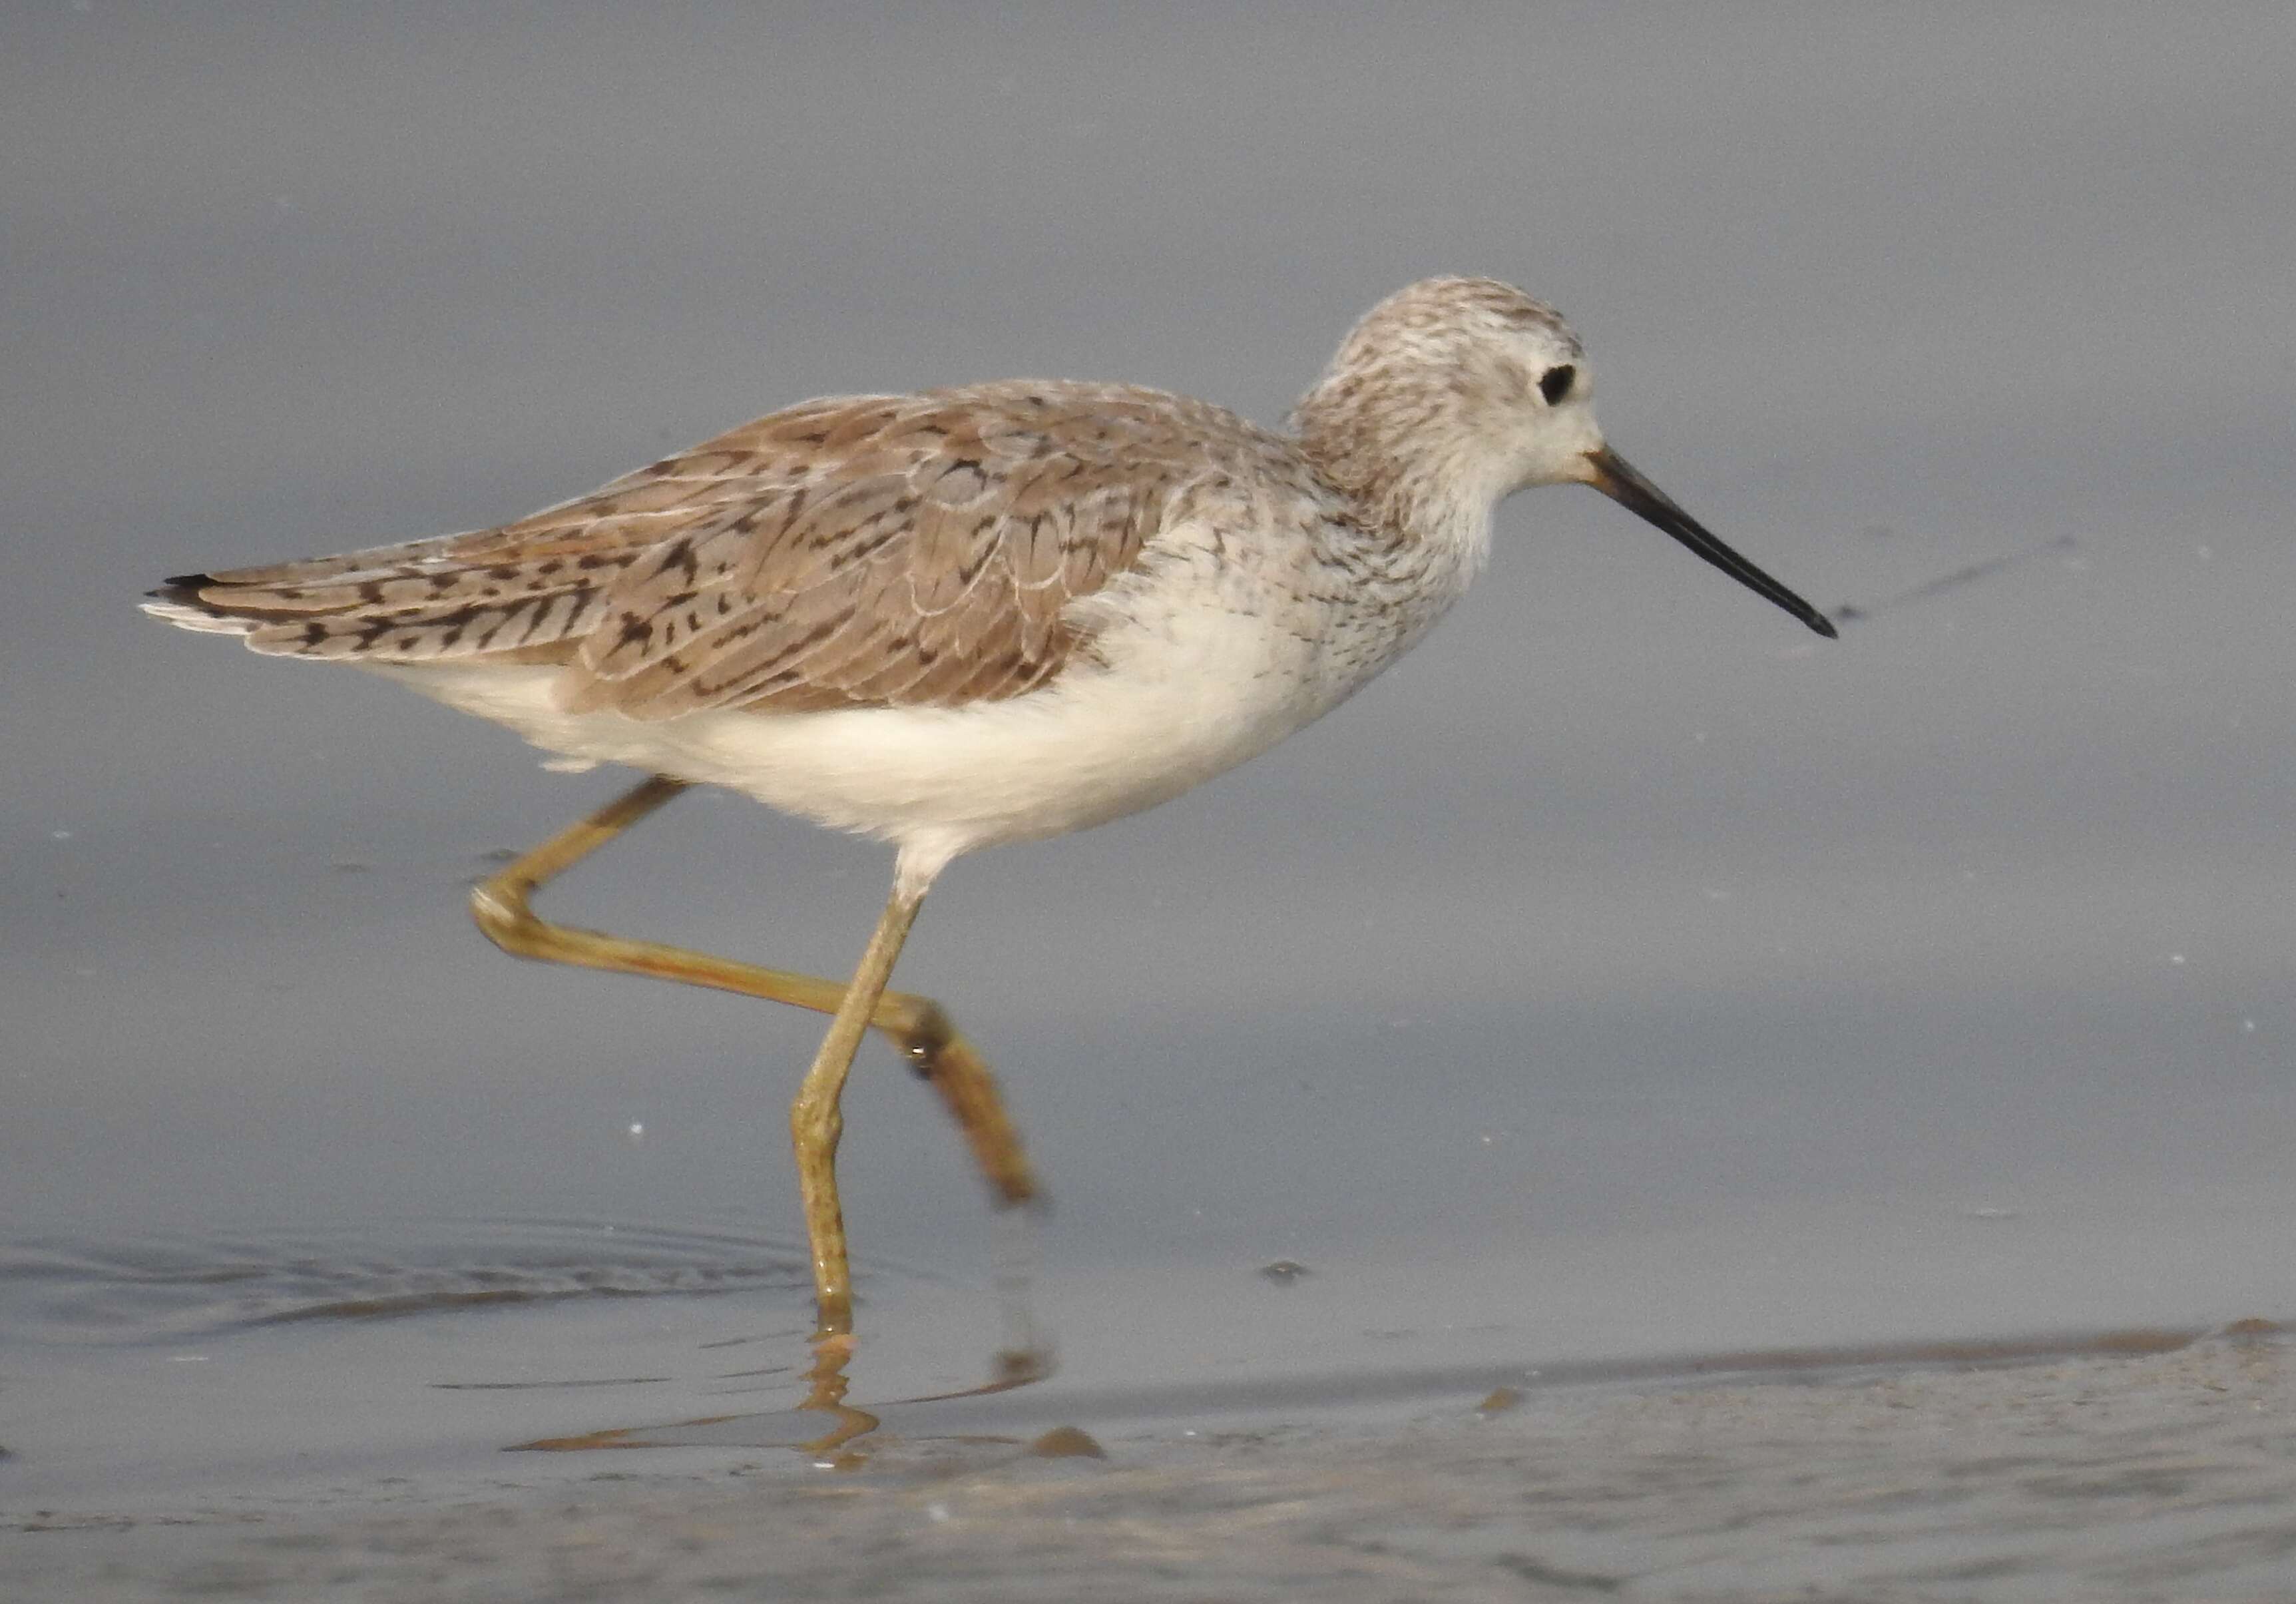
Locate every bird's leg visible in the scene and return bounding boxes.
[870,994,1035,1208]
[790,879,924,1334]
[469,775,1040,1300]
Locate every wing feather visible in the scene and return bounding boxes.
[149,380,1324,716]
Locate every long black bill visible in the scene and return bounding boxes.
[1586,446,1835,639]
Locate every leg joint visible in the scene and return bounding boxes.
[881,997,957,1077]
[469,876,541,955]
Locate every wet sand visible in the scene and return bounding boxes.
[15,6,2296,1599]
[10,1324,2292,1602]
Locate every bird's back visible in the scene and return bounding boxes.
[147,379,1333,721]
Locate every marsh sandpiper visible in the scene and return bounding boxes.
[147,276,1834,1335]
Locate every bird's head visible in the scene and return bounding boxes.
[1297,276,1833,638]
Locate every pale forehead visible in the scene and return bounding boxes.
[1353,276,1584,359]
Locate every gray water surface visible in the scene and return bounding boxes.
[4,6,2292,1589]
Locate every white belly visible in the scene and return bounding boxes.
[372,581,1332,884]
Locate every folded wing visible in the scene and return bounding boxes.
[148,382,1287,716]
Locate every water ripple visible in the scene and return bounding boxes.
[0,1216,825,1344]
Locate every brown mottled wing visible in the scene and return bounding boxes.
[557,382,1236,718]
[144,394,885,665]
[151,382,1280,712]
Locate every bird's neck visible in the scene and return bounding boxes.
[1291,386,1506,563]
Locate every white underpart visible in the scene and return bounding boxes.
[369,515,1435,896]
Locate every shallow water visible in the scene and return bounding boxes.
[6,1237,2293,1601]
[8,3,2296,1596]
[2,1199,2287,1507]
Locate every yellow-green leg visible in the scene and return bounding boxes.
[786,878,922,1333]
[469,774,1038,1333]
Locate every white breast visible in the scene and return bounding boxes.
[370,519,1367,884]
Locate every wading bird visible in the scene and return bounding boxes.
[146,277,1833,1336]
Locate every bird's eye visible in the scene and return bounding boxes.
[1538,364,1576,406]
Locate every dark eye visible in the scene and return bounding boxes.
[1538,364,1576,406]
